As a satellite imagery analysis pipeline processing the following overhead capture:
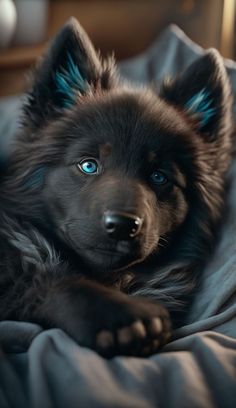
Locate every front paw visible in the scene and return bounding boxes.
[92,297,171,358]
[38,280,172,358]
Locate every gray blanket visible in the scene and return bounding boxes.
[0,25,236,408]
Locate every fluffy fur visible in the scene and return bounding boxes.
[0,18,233,357]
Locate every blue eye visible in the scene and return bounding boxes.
[78,159,99,175]
[150,170,168,185]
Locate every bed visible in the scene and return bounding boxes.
[0,25,236,408]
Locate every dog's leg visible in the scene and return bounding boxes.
[30,276,172,357]
[0,224,171,357]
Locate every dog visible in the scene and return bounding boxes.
[0,18,233,357]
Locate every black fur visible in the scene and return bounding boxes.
[0,18,233,357]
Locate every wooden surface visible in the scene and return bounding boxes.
[48,0,225,60]
[0,43,46,69]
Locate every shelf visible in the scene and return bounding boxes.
[0,43,47,69]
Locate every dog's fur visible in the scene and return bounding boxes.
[0,18,234,357]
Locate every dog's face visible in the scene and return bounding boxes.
[12,19,232,275]
[43,91,192,271]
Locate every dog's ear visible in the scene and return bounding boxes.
[160,49,232,141]
[23,18,116,128]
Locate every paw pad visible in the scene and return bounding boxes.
[96,330,114,349]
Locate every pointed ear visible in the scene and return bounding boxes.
[24,17,116,128]
[160,49,232,141]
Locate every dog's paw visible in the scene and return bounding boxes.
[44,281,171,358]
[92,297,172,358]
[96,316,171,358]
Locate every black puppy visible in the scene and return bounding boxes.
[0,18,233,357]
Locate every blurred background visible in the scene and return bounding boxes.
[0,0,235,97]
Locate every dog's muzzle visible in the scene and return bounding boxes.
[103,211,143,240]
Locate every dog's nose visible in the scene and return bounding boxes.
[103,211,143,240]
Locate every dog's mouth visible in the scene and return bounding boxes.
[90,241,133,255]
[60,222,157,272]
[82,244,139,269]
[84,246,137,260]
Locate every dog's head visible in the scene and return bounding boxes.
[10,18,233,275]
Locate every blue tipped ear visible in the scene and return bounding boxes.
[24,18,116,128]
[160,49,232,140]
[184,87,216,128]
[55,52,87,107]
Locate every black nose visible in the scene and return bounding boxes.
[103,211,143,240]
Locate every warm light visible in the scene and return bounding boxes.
[220,0,235,58]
